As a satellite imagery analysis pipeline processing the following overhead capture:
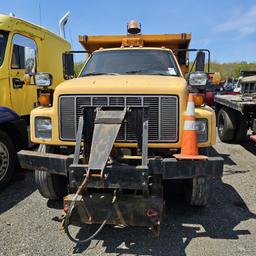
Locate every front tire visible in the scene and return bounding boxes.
[0,130,16,188]
[35,145,68,200]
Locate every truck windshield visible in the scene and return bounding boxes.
[0,31,8,67]
[80,49,181,77]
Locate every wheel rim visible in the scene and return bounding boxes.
[0,142,9,181]
[218,114,224,137]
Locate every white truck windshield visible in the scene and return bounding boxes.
[0,31,8,67]
[80,49,181,77]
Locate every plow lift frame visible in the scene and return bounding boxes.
[64,106,164,242]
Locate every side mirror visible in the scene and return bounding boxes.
[63,52,75,79]
[188,72,208,88]
[195,51,205,72]
[34,73,52,87]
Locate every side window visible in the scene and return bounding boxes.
[11,34,37,73]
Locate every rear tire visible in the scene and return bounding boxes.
[35,145,68,200]
[217,108,236,142]
[0,130,16,188]
[185,177,209,206]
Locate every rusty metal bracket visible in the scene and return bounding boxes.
[65,106,151,244]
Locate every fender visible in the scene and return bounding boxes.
[0,107,19,124]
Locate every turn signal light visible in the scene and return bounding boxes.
[38,93,51,106]
[193,94,204,107]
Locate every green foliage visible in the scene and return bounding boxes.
[74,61,85,76]
[209,61,256,78]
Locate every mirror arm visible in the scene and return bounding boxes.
[189,57,197,73]
[23,73,36,86]
[174,49,211,73]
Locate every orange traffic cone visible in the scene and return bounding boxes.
[174,93,207,160]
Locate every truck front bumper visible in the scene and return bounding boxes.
[18,150,223,179]
[18,149,223,228]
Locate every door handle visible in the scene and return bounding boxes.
[13,78,24,89]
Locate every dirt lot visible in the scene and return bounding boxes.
[0,137,256,256]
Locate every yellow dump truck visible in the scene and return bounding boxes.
[0,14,70,187]
[18,21,223,242]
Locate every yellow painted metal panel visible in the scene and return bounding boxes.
[0,14,71,116]
[30,75,216,149]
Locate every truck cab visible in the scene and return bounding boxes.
[29,29,216,149]
[0,14,71,187]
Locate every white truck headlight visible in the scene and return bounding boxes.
[195,119,208,142]
[35,117,52,139]
[189,72,208,87]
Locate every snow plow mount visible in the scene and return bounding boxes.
[63,106,163,242]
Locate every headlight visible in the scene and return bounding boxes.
[195,119,208,142]
[189,72,208,87]
[35,117,52,139]
[34,73,52,87]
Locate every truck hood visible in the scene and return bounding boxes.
[55,75,187,96]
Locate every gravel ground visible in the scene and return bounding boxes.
[0,137,256,256]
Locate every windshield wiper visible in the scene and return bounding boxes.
[81,72,120,77]
[124,70,178,76]
[124,70,151,74]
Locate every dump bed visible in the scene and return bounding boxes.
[79,33,191,52]
[79,33,191,74]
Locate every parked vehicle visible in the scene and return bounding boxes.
[18,21,223,242]
[215,72,256,143]
[0,107,27,187]
[0,13,71,187]
[223,78,235,92]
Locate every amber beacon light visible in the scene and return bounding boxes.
[127,20,141,34]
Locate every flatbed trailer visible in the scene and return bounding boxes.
[215,75,256,143]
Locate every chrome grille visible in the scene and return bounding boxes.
[59,95,178,142]
[59,96,76,140]
[160,97,178,140]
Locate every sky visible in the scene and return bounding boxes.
[1,0,256,63]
